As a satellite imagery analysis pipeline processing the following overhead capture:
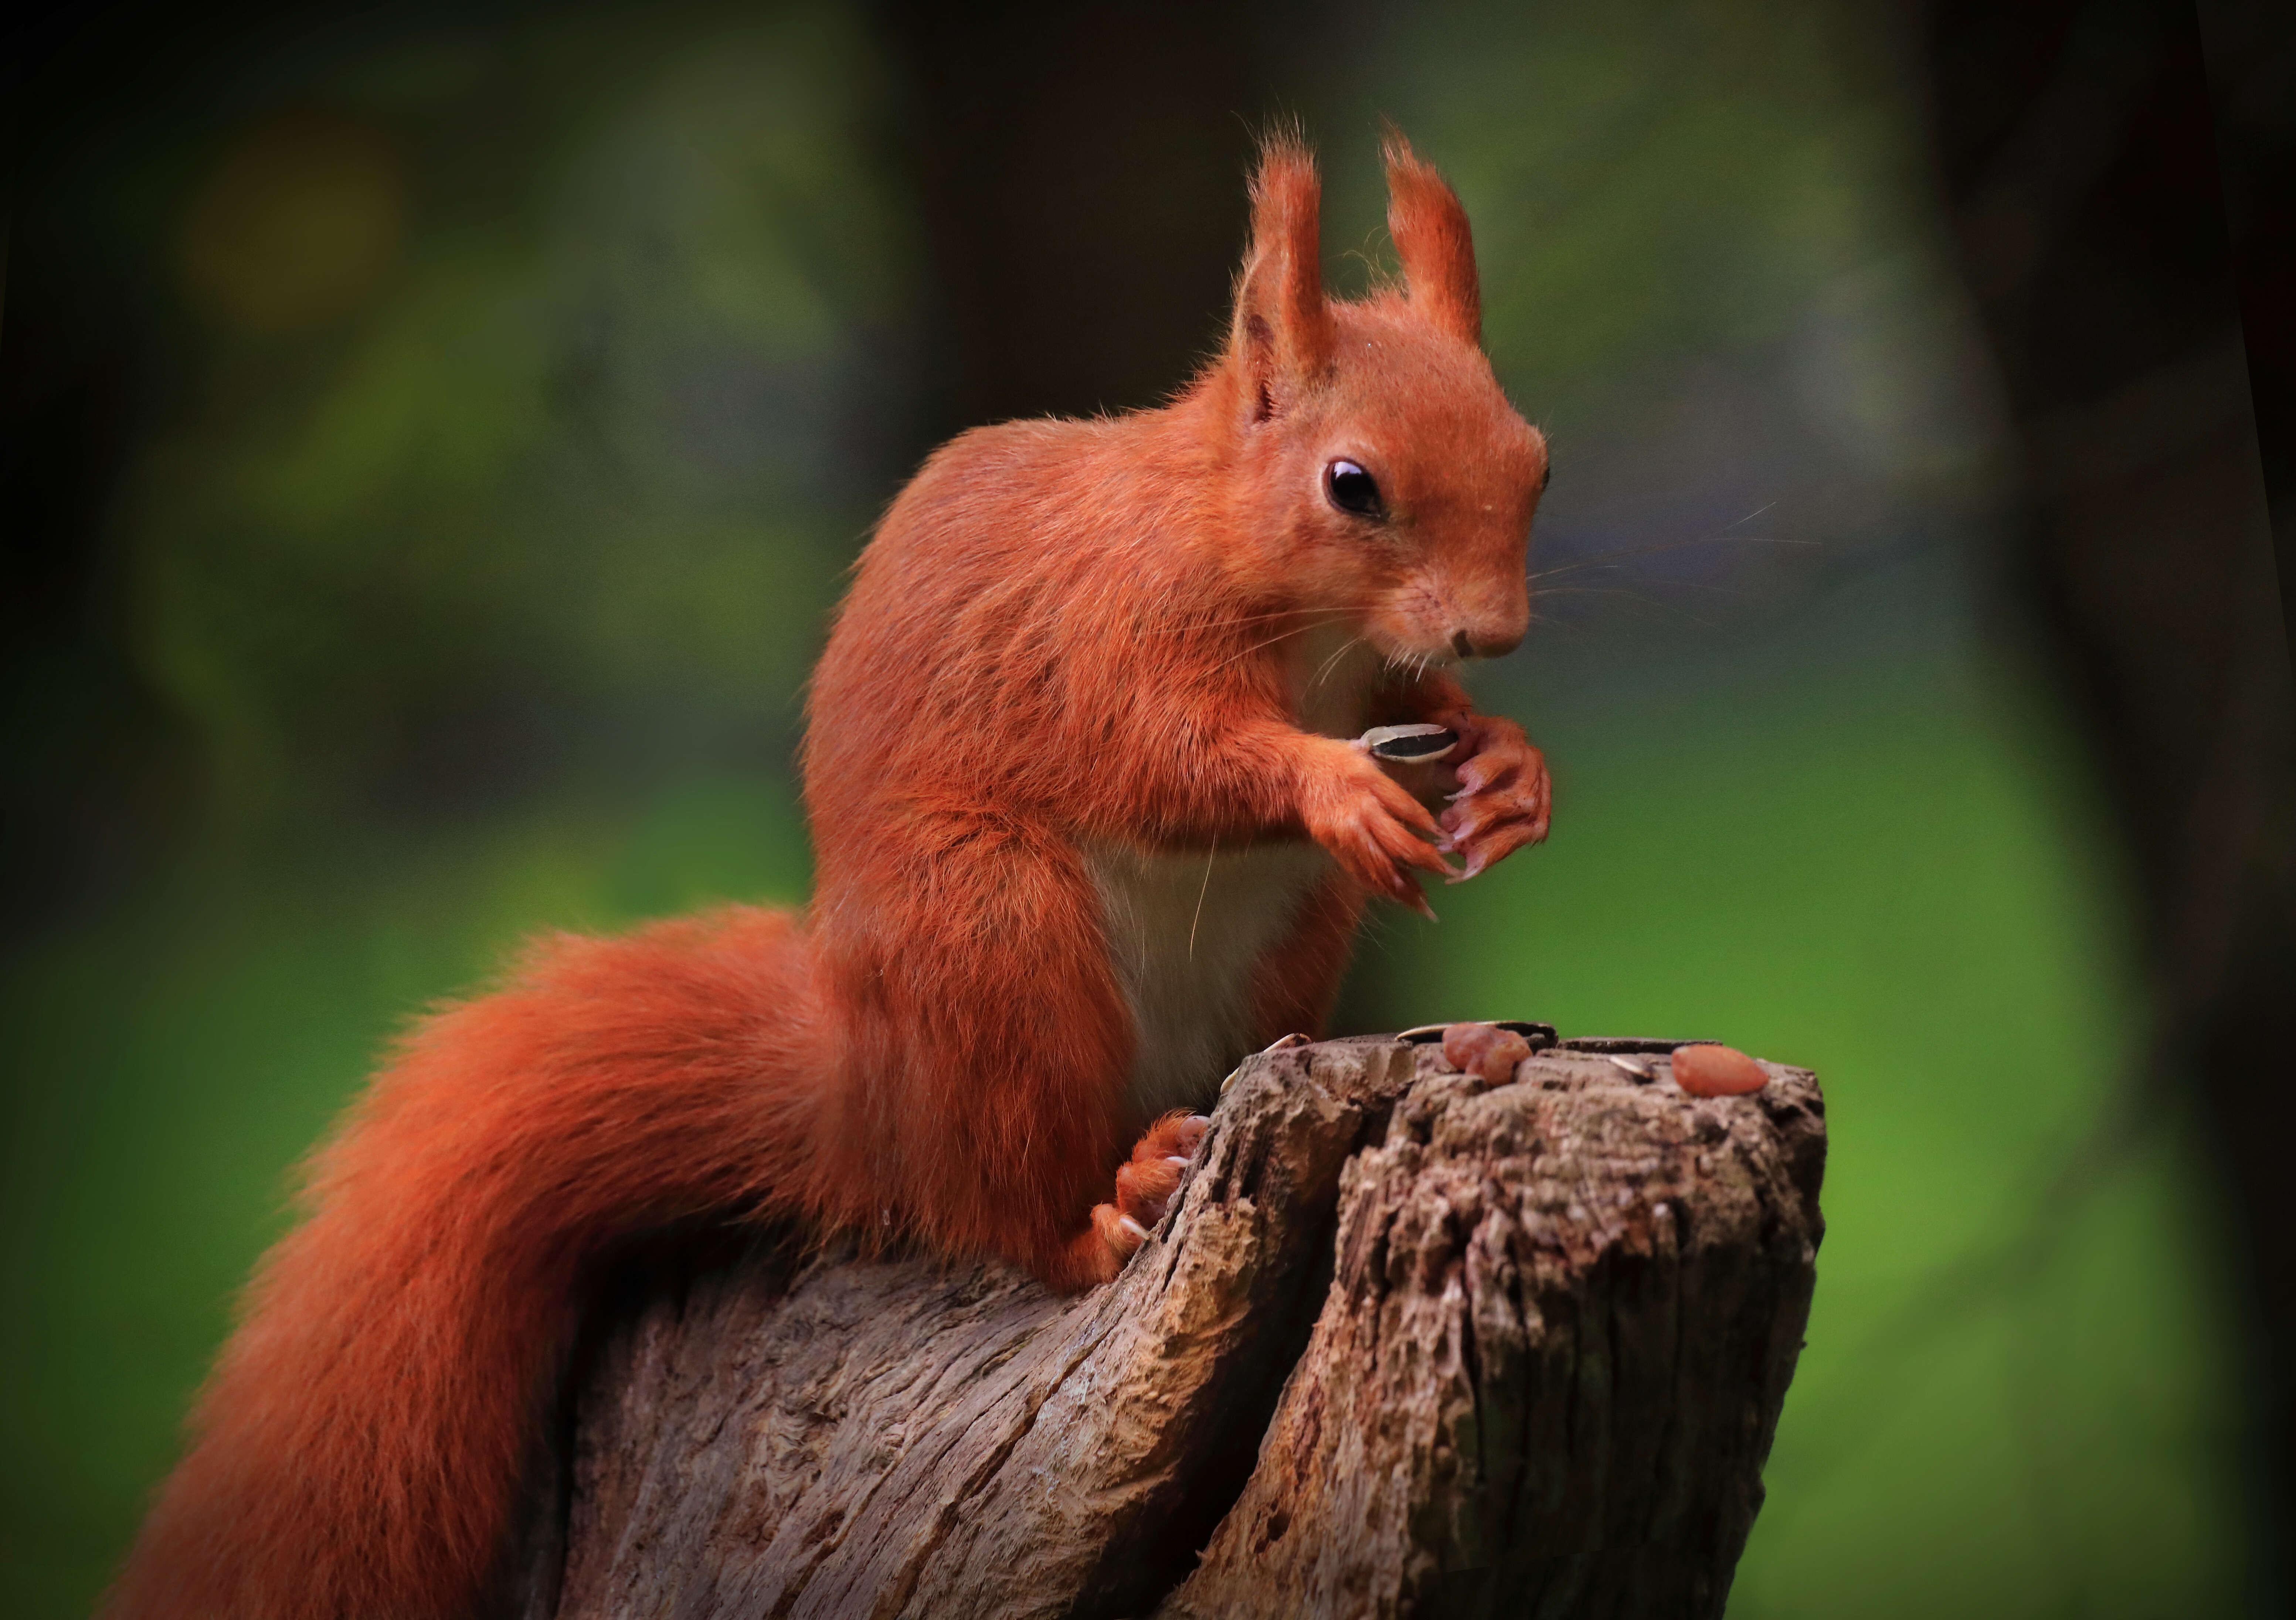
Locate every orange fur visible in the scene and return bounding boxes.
[108,132,1551,1620]
[1383,127,1482,345]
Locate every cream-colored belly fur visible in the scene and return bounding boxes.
[1089,624,1387,1123]
[1086,839,1334,1123]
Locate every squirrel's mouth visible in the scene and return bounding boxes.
[1368,606,1526,667]
[1367,627,1464,672]
[1363,589,1474,671]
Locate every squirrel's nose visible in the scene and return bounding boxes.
[1450,626,1523,660]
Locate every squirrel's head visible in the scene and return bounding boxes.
[1213,133,1545,666]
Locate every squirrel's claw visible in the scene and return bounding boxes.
[1108,1109,1213,1253]
[1437,714,1550,880]
[1304,747,1460,912]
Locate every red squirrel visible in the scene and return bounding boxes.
[106,132,1551,1620]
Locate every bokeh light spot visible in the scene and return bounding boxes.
[177,110,407,336]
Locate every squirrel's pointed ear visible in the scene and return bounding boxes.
[1227,133,1335,421]
[1383,131,1481,347]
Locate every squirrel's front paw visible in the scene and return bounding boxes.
[1302,753,1458,917]
[1438,714,1551,880]
[1094,1112,1212,1265]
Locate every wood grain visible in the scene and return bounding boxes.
[514,1035,1824,1620]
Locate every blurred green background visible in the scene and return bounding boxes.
[0,0,2266,1614]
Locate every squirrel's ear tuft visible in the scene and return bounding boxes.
[1383,130,1481,347]
[1228,130,1335,419]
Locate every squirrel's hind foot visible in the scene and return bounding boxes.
[1080,1111,1213,1279]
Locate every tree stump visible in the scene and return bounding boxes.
[512,1034,1825,1620]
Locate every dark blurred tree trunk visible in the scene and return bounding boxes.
[2197,0,2296,642]
[866,0,1321,445]
[1920,1,2296,1606]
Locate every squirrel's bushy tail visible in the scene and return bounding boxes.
[105,904,825,1620]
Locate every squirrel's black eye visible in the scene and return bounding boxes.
[1325,459,1383,518]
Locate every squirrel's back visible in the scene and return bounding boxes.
[806,410,1231,821]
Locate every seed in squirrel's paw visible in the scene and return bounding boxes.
[1671,1043,1767,1096]
[1358,722,1461,762]
[1441,1021,1531,1083]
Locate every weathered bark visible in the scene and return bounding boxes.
[516,1034,1824,1620]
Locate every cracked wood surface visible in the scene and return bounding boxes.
[515,1035,1823,1620]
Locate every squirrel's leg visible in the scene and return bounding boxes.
[1247,869,1366,1045]
[806,814,1154,1291]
